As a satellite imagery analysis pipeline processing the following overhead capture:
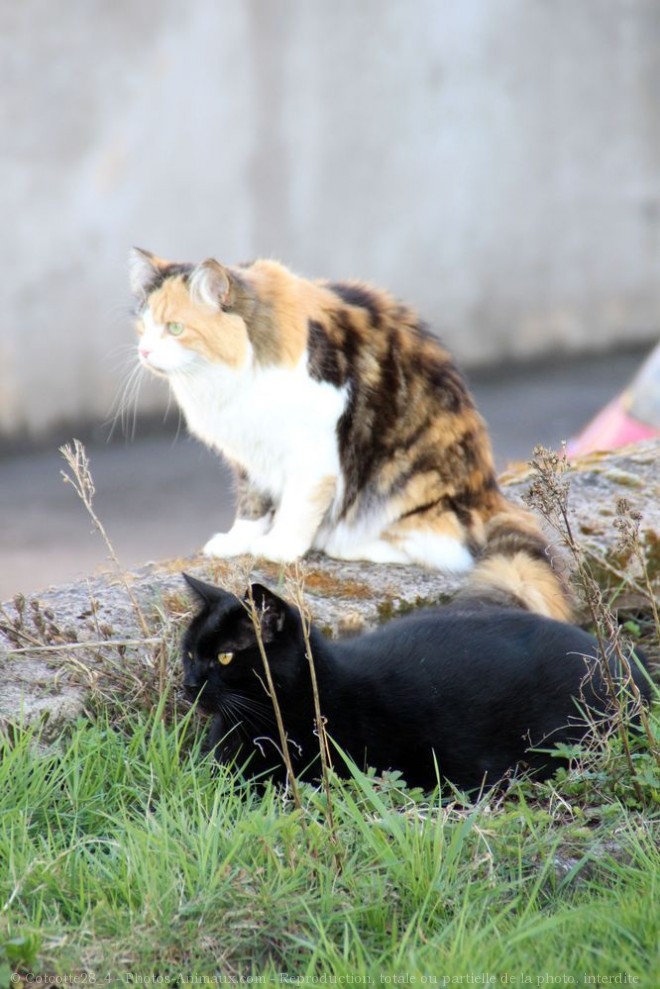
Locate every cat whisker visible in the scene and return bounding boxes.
[212,700,243,741]
[127,368,146,441]
[228,690,274,712]
[223,692,276,733]
[107,342,141,373]
[107,362,145,442]
[164,385,186,442]
[217,692,258,723]
[214,699,269,753]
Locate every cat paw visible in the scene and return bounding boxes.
[203,517,270,558]
[203,532,252,558]
[249,532,309,564]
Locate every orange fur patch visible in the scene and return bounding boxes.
[243,261,321,367]
[149,277,249,368]
[467,554,574,623]
[309,474,338,525]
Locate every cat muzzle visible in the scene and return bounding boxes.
[183,681,206,703]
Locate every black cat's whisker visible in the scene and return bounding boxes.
[228,690,274,714]
[217,692,265,726]
[216,694,243,725]
[224,692,276,732]
[211,705,243,746]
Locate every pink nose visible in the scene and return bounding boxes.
[139,347,151,360]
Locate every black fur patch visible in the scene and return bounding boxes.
[413,319,438,343]
[397,497,445,521]
[307,320,346,387]
[328,282,382,328]
[145,262,194,296]
[444,494,475,528]
[334,327,405,510]
[412,354,468,413]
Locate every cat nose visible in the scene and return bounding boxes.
[139,347,151,360]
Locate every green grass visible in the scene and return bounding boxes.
[1,700,659,985]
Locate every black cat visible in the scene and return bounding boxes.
[181,573,651,792]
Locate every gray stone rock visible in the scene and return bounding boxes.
[2,440,658,735]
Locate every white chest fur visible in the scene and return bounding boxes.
[170,356,347,498]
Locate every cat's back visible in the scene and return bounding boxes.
[332,605,644,701]
[307,274,472,405]
[323,606,649,790]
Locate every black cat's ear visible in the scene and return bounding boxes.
[244,583,291,643]
[182,572,234,607]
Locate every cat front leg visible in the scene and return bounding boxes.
[233,465,274,522]
[249,474,337,563]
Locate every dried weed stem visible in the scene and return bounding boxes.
[613,497,660,641]
[244,585,306,821]
[59,440,172,700]
[289,563,342,869]
[525,446,660,790]
[9,638,161,655]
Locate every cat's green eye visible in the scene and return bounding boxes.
[217,652,234,666]
[166,321,184,337]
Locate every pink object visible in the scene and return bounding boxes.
[567,343,660,456]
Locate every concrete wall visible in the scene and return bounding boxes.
[3,0,660,437]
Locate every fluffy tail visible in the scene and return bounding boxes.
[458,504,575,622]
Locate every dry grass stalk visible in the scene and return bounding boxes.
[525,445,660,792]
[59,439,173,701]
[9,638,161,655]
[613,497,660,641]
[60,440,151,639]
[610,498,660,768]
[244,584,306,821]
[289,563,342,869]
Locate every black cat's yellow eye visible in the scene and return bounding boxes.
[217,651,233,666]
[166,321,184,336]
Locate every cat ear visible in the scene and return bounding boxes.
[182,572,235,606]
[129,247,162,298]
[189,259,232,310]
[244,583,290,642]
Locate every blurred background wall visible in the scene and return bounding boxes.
[3,0,660,439]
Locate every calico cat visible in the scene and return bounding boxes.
[181,574,650,793]
[130,248,572,621]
